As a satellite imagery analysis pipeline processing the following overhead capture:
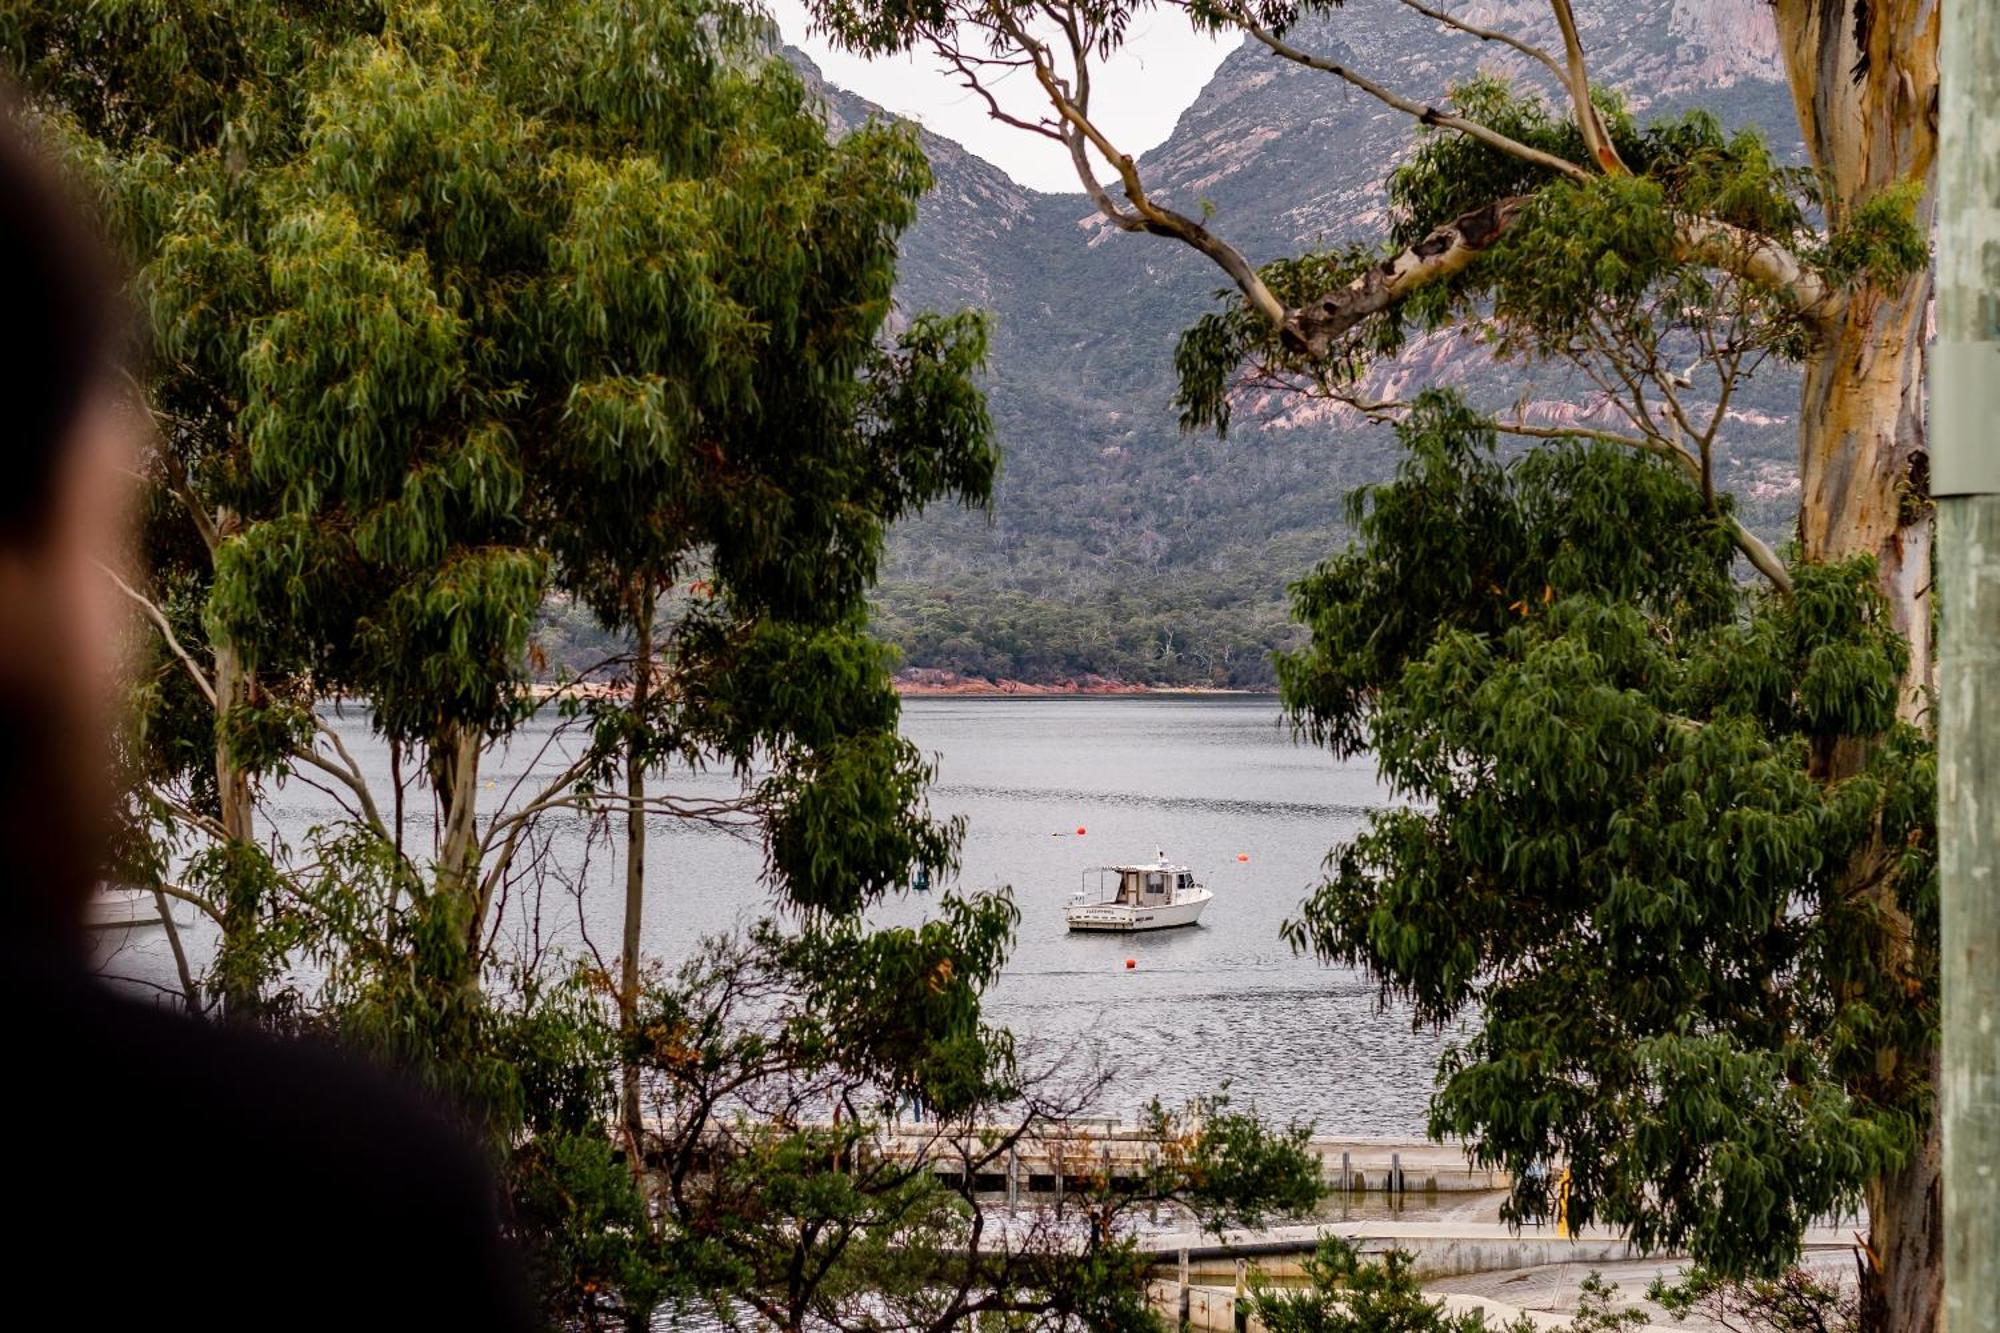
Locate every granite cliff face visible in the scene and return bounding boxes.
[800,0,1805,686]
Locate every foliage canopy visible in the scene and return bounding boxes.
[1280,393,1934,1276]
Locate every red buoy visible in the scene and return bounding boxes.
[1125,957,1136,969]
[1076,826,1087,835]
[1237,853,1250,862]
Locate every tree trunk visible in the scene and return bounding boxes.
[1777,0,1941,709]
[620,589,656,1159]
[213,636,261,1020]
[1774,6,1942,1329]
[431,723,483,916]
[1796,286,1933,706]
[1859,1050,1944,1333]
[151,883,202,1015]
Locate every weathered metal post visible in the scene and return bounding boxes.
[1006,1145,1019,1216]
[1178,1246,1191,1331]
[1937,1,2000,1329]
[1233,1257,1248,1333]
[1341,1150,1350,1195]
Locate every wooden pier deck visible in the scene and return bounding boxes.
[810,1121,1510,1197]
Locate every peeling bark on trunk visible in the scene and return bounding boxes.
[1774,5,1942,1329]
[1777,0,1941,708]
[1796,281,1934,706]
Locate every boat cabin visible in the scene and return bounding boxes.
[1076,855,1199,908]
[1112,864,1196,905]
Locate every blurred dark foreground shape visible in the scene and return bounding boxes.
[0,104,532,1331]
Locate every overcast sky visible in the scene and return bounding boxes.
[766,0,1237,193]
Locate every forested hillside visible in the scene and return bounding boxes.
[812,0,1809,687]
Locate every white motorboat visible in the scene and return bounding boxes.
[86,884,193,931]
[1065,854,1212,932]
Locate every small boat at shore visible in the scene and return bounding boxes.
[86,884,193,932]
[1065,855,1212,932]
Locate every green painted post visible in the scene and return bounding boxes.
[1936,1,2000,1329]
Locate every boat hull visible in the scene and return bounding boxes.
[86,887,190,931]
[1064,888,1211,933]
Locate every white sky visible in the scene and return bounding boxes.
[767,0,1237,193]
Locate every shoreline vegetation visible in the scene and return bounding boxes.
[891,668,1270,696]
[519,670,1275,703]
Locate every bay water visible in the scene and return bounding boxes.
[94,695,1451,1133]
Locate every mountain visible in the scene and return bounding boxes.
[800,0,1807,688]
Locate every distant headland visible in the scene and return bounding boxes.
[890,669,1271,697]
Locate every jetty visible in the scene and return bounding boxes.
[652,1114,1867,1329]
[1143,1218,1862,1331]
[668,1119,1511,1200]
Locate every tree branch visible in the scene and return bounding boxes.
[1286,196,1530,357]
[1547,0,1628,174]
[1397,0,1569,84]
[1677,215,1833,317]
[986,8,1290,328]
[1493,419,1793,594]
[151,789,232,844]
[151,883,204,1013]
[122,368,222,559]
[1237,12,1593,184]
[101,562,217,708]
[291,730,394,849]
[153,880,229,929]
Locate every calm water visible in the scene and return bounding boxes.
[94,696,1452,1132]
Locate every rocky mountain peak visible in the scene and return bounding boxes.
[794,5,1804,686]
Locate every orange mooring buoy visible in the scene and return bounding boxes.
[1237,853,1250,862]
[1125,957,1136,969]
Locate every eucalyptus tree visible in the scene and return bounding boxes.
[4,0,390,1013]
[804,0,1945,1324]
[531,13,995,1144]
[8,0,995,1030]
[1279,393,1931,1324]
